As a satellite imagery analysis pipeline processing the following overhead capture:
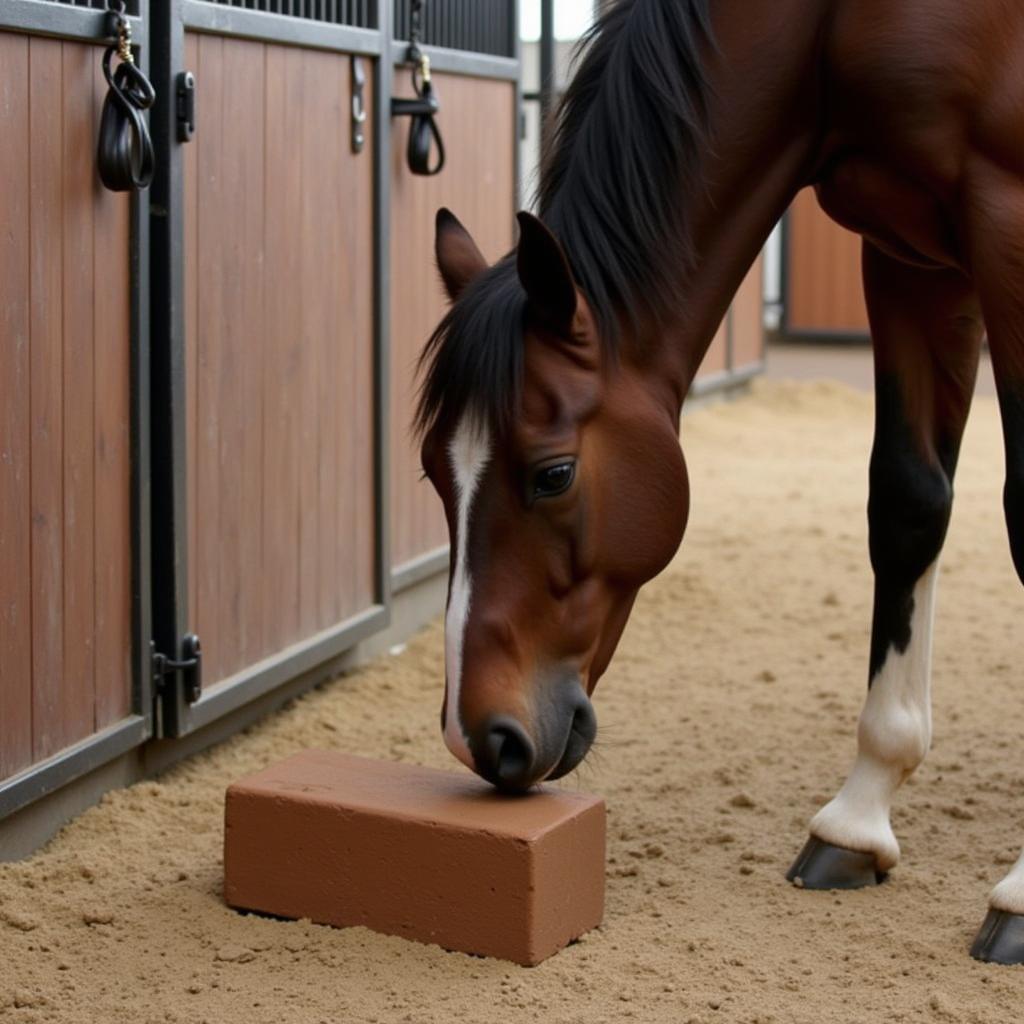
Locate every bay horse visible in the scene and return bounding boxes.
[415,0,1024,963]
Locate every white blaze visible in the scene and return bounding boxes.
[810,562,939,871]
[443,414,491,768]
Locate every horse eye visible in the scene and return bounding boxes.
[532,460,576,500]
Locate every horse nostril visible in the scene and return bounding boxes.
[545,690,598,782]
[570,698,597,746]
[482,720,536,791]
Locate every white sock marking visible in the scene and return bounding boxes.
[991,849,1024,916]
[810,562,939,870]
[443,414,491,769]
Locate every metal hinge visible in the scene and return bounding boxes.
[152,633,202,705]
[176,70,196,143]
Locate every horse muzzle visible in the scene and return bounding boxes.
[466,681,597,793]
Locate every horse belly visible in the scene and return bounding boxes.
[817,0,1024,268]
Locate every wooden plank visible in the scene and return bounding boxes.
[0,32,33,780]
[211,37,256,677]
[261,43,302,656]
[92,53,133,729]
[62,40,97,740]
[194,33,225,684]
[232,40,266,664]
[310,49,343,629]
[699,320,728,377]
[184,32,199,637]
[297,46,320,637]
[731,253,765,369]
[352,73,376,611]
[29,37,66,761]
[387,73,516,571]
[337,64,366,618]
[786,187,869,335]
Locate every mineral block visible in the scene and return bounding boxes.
[224,750,605,966]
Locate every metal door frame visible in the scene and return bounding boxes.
[0,0,154,819]
[149,0,392,739]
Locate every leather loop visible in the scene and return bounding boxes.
[406,79,445,176]
[391,73,446,177]
[97,44,156,192]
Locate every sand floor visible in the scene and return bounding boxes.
[2,379,1023,1024]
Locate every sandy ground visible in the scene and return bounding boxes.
[2,379,1023,1024]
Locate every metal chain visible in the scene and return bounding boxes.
[107,0,134,65]
[407,0,431,83]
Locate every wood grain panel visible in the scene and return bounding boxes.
[700,321,728,377]
[296,47,321,640]
[261,42,303,658]
[62,41,97,740]
[308,49,343,631]
[0,33,133,781]
[0,32,33,778]
[194,33,226,684]
[92,51,132,730]
[185,36,377,689]
[731,253,765,369]
[29,38,66,761]
[351,77,376,614]
[218,37,265,676]
[786,187,869,335]
[388,72,516,573]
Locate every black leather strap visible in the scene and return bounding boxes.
[97,44,155,192]
[392,77,446,177]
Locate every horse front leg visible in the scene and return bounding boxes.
[963,156,1024,964]
[788,242,982,890]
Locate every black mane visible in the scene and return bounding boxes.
[416,0,713,439]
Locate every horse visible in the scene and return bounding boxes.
[414,0,1024,964]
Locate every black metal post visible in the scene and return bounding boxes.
[538,0,555,152]
[374,0,393,614]
[148,0,191,737]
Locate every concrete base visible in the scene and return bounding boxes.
[0,569,449,862]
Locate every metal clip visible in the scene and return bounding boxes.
[114,11,133,66]
[152,634,203,705]
[176,70,196,143]
[351,56,367,154]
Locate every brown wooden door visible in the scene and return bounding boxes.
[783,186,869,339]
[182,33,378,694]
[0,25,142,810]
[388,70,517,586]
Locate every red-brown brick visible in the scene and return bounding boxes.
[223,751,606,966]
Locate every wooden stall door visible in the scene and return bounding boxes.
[690,254,763,383]
[0,32,134,785]
[388,71,517,580]
[183,34,376,691]
[784,186,869,338]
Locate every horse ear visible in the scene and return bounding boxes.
[516,211,577,332]
[435,208,487,302]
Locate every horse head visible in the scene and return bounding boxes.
[418,208,690,792]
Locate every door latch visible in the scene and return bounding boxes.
[153,633,202,705]
[176,70,196,143]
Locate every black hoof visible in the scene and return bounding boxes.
[786,836,887,890]
[970,909,1024,965]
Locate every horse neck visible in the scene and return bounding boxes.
[642,0,831,411]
